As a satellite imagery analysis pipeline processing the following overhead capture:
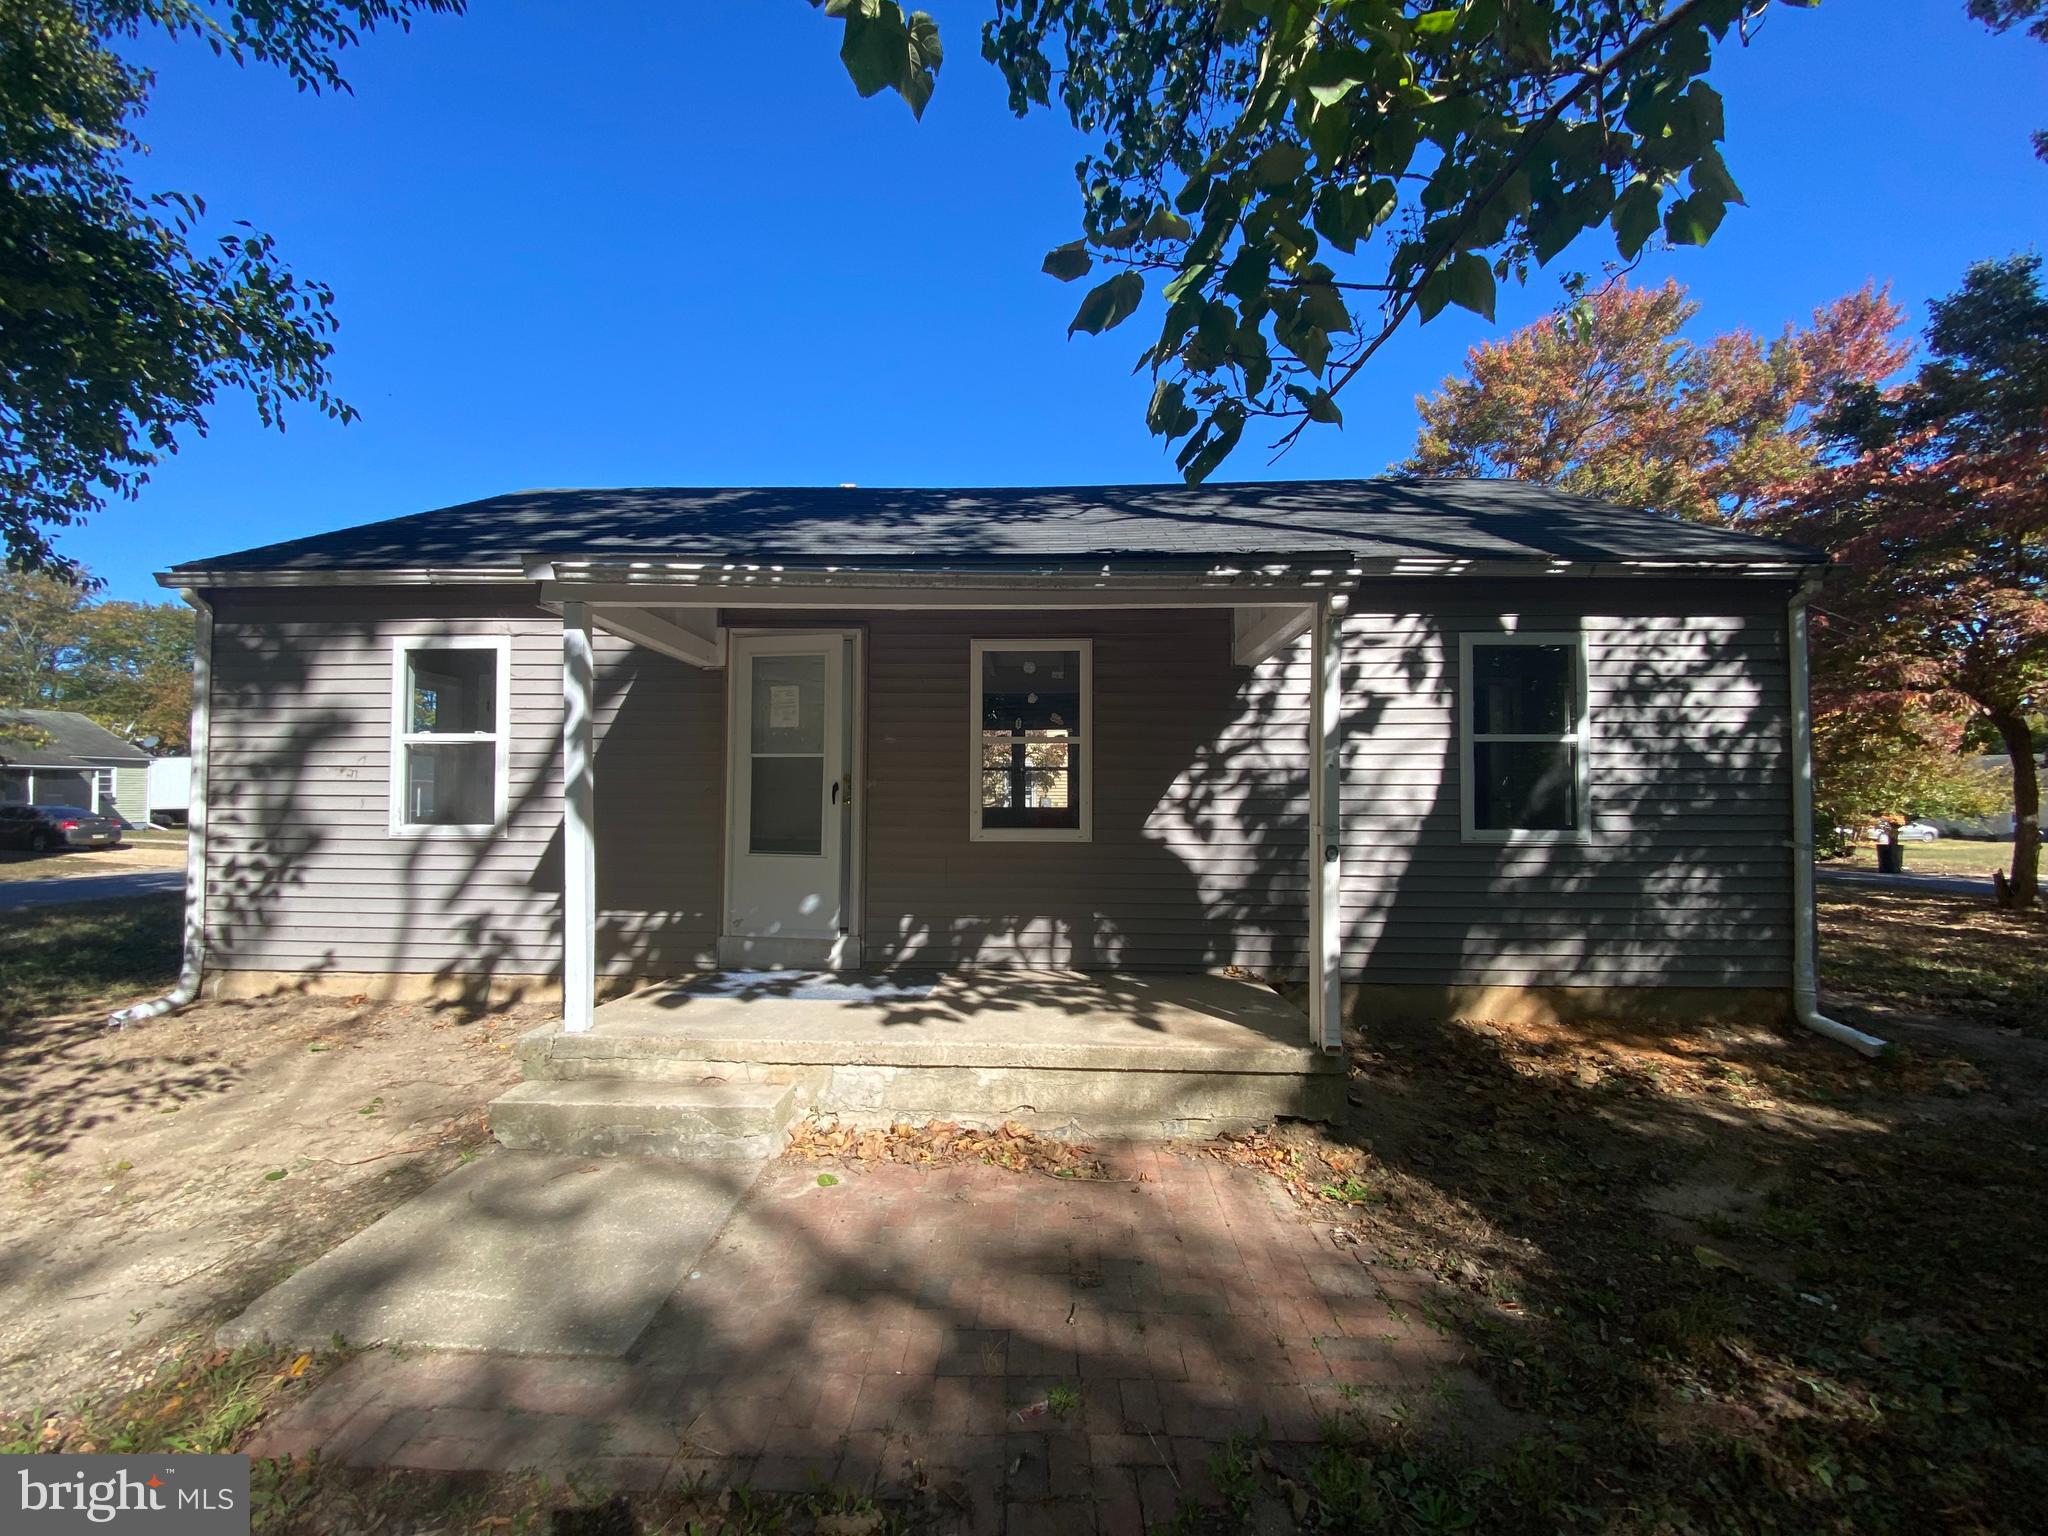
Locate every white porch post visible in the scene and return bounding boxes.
[1307,596,1345,1052]
[561,601,597,1033]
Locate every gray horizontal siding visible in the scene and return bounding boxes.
[202,588,720,980]
[856,609,1308,973]
[199,576,1796,996]
[1335,579,1793,990]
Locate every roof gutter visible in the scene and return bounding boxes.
[158,551,1819,591]
[1787,578,1885,1058]
[110,589,213,1027]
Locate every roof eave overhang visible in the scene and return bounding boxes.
[158,551,1819,591]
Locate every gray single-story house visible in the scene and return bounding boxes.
[143,479,1866,1143]
[0,708,150,817]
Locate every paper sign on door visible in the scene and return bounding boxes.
[768,684,802,731]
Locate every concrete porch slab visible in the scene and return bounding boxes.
[216,1152,760,1357]
[530,970,1334,1075]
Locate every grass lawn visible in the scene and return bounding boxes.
[0,892,183,1024]
[1822,839,2012,877]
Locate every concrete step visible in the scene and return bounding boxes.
[489,1078,797,1160]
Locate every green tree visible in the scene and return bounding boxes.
[1399,276,1907,521]
[0,568,87,704]
[0,0,461,574]
[1775,255,2048,905]
[0,569,193,747]
[58,598,195,749]
[815,0,1825,480]
[1811,696,2006,855]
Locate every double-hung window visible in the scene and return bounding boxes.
[971,639,1091,842]
[389,636,510,835]
[1460,631,1590,842]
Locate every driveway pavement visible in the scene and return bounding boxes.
[0,870,184,912]
[1815,866,1996,899]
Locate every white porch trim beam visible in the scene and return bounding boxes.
[561,602,597,1033]
[1307,595,1345,1053]
[591,604,726,669]
[538,582,1347,612]
[1232,603,1314,667]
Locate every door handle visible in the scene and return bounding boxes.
[831,780,840,805]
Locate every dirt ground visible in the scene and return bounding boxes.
[2,885,2042,1531]
[0,840,187,882]
[0,992,532,1406]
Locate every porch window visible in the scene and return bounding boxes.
[971,639,1091,842]
[1459,632,1589,842]
[389,636,510,835]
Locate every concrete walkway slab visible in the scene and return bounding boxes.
[217,1152,760,1356]
[0,869,184,911]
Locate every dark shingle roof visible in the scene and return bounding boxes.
[0,709,151,767]
[170,478,1820,575]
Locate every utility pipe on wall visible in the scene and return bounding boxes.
[110,590,213,1026]
[1787,582,1886,1057]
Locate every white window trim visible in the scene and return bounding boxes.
[1458,630,1591,845]
[387,634,513,838]
[969,637,1093,844]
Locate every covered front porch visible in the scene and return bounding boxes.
[542,556,1354,1062]
[496,969,1344,1149]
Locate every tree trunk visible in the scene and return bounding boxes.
[1991,711,2040,909]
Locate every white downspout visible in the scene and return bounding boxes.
[1787,582,1886,1057]
[110,589,213,1026]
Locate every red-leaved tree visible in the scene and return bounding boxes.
[1770,257,2048,905]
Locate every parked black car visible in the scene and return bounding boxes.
[0,804,127,853]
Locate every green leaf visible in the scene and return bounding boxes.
[834,0,941,119]
[1286,383,1343,424]
[1146,378,1199,438]
[1142,207,1194,242]
[1041,241,1092,282]
[1413,9,1460,37]
[1664,190,1727,247]
[1068,271,1144,336]
[1252,142,1309,188]
[1688,147,1746,207]
[817,1173,840,1187]
[1175,404,1247,484]
[1307,73,1365,109]
[1415,265,1452,322]
[1444,251,1496,321]
[1612,180,1663,260]
[1161,262,1211,306]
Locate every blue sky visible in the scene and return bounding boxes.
[76,0,2045,600]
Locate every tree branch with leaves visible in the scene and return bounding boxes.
[0,0,463,575]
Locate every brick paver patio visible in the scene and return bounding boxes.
[248,1145,1482,1531]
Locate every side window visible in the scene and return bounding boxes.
[971,640,1091,842]
[1460,633,1588,841]
[389,637,510,834]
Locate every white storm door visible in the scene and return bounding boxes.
[727,633,848,943]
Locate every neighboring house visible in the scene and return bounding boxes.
[150,479,1839,1135]
[0,709,150,818]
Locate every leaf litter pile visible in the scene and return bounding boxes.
[1187,1007,2047,1534]
[786,1116,1113,1180]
